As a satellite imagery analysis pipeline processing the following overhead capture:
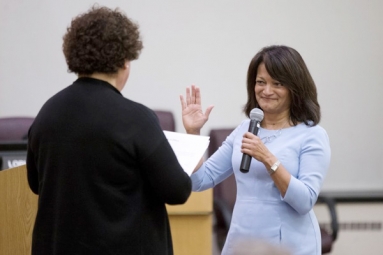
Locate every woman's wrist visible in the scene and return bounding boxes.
[185,128,201,135]
[264,154,278,170]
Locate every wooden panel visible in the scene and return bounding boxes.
[167,189,213,214]
[167,190,213,255]
[169,214,212,255]
[0,165,213,255]
[0,165,37,255]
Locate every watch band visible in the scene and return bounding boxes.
[268,160,280,175]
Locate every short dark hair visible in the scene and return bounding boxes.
[243,45,320,126]
[62,5,143,75]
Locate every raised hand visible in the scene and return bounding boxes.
[179,85,214,135]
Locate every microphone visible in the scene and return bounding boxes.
[240,108,264,173]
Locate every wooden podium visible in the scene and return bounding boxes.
[0,165,212,255]
[167,189,212,255]
[0,165,38,255]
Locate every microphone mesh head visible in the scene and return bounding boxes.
[250,108,264,122]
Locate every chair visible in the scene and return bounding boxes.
[208,129,237,250]
[153,110,176,132]
[0,117,34,170]
[209,128,338,254]
[0,113,173,140]
[0,117,34,141]
[317,196,339,253]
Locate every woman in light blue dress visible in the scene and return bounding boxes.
[179,45,331,255]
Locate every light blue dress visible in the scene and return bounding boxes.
[191,120,331,255]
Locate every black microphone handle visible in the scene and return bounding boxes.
[240,119,260,173]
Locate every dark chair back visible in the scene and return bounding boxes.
[208,128,236,210]
[0,117,34,170]
[0,117,34,141]
[208,128,235,250]
[317,196,339,253]
[153,110,176,131]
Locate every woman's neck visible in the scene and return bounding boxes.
[261,113,291,130]
[79,73,118,89]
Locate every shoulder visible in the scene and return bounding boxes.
[228,119,251,139]
[297,123,329,140]
[283,123,330,146]
[236,119,251,132]
[125,100,158,121]
[292,123,331,152]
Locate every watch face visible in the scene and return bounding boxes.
[269,160,280,175]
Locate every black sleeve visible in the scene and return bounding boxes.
[134,108,191,205]
[26,129,39,194]
[140,138,192,205]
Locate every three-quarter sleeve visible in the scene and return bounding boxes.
[282,126,331,214]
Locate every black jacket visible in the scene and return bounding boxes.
[27,77,191,255]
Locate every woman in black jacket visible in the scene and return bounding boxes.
[27,5,191,255]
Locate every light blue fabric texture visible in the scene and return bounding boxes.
[191,120,331,255]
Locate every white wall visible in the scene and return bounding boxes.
[315,203,383,254]
[1,0,382,192]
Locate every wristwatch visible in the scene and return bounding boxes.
[268,160,280,175]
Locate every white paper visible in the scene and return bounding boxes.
[163,131,210,176]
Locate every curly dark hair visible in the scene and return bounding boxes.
[62,5,143,75]
[243,45,320,126]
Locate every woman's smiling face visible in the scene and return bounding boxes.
[255,62,291,115]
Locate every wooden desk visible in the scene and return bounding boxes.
[0,165,37,255]
[0,165,212,255]
[167,190,213,255]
